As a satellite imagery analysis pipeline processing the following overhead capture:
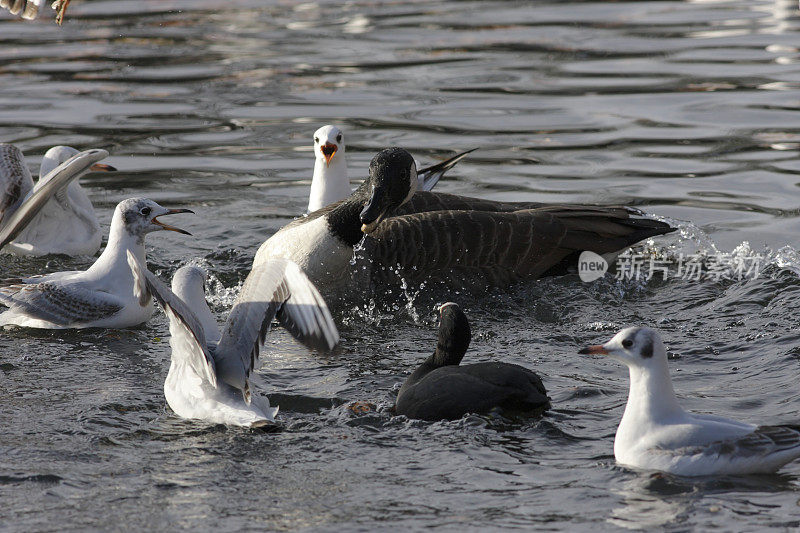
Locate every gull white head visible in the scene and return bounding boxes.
[115,198,193,241]
[313,125,345,168]
[40,145,116,178]
[171,265,220,344]
[579,326,667,369]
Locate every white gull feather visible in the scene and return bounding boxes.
[127,253,339,428]
[0,145,115,256]
[581,327,800,476]
[0,198,192,329]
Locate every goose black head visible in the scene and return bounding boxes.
[433,302,472,367]
[360,148,418,233]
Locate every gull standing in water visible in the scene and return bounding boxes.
[1,0,70,24]
[127,253,339,427]
[0,144,116,256]
[306,125,474,213]
[580,327,800,476]
[0,198,192,329]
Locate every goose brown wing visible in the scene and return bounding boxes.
[368,206,673,283]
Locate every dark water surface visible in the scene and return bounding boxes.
[3,0,800,530]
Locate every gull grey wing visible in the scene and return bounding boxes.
[0,149,108,250]
[0,144,34,227]
[277,260,339,352]
[663,425,800,459]
[416,148,477,192]
[0,281,124,326]
[125,251,217,387]
[214,259,340,394]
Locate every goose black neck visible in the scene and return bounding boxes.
[326,181,371,247]
[432,306,471,367]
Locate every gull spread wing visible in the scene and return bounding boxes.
[0,149,108,250]
[416,148,477,192]
[125,251,217,388]
[214,259,340,396]
[0,144,34,227]
[0,280,124,326]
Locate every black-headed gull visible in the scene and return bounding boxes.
[127,254,339,428]
[1,0,70,24]
[395,302,549,421]
[0,144,116,256]
[580,327,800,476]
[306,124,475,213]
[0,198,192,329]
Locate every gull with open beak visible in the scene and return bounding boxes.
[1,144,117,256]
[581,327,800,476]
[0,198,193,329]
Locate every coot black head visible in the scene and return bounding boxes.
[433,302,471,367]
[360,148,418,233]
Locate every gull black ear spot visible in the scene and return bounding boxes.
[641,339,653,359]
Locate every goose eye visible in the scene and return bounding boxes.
[314,137,319,143]
[336,133,342,142]
[622,339,633,348]
[140,207,151,216]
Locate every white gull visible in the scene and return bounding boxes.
[127,254,339,428]
[580,327,800,476]
[0,198,192,329]
[0,144,116,256]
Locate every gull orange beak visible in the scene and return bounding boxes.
[152,209,194,236]
[320,143,337,167]
[578,345,609,355]
[90,163,117,172]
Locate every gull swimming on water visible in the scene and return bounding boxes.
[307,125,474,213]
[0,198,192,329]
[127,253,339,427]
[1,0,70,24]
[580,327,800,476]
[0,144,116,256]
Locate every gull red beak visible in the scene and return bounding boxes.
[320,143,337,167]
[151,209,194,236]
[90,163,117,172]
[579,345,609,355]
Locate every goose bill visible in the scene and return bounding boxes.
[578,344,609,355]
[320,143,337,167]
[152,209,194,235]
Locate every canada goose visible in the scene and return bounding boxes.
[0,144,116,256]
[0,198,192,329]
[581,327,800,475]
[307,124,474,212]
[395,302,549,421]
[253,147,674,295]
[127,254,339,428]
